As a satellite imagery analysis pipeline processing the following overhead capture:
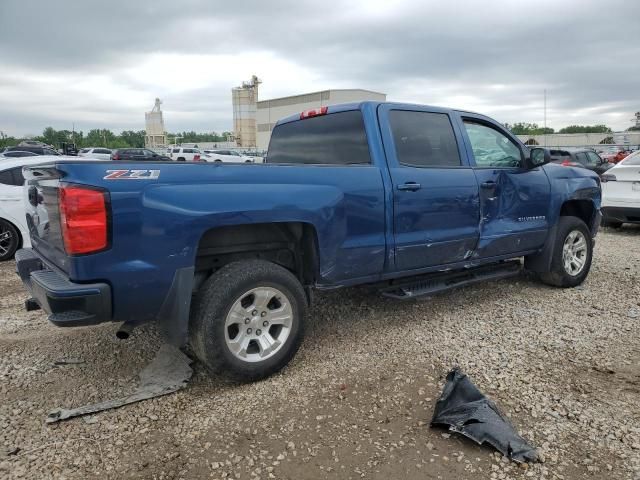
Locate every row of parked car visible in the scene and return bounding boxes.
[0,145,264,163]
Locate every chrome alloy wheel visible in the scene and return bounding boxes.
[562,230,588,276]
[224,287,293,363]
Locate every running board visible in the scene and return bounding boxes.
[380,261,522,300]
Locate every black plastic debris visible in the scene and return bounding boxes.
[46,344,192,423]
[430,368,538,463]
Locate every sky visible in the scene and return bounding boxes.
[0,0,638,137]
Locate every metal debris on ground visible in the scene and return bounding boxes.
[46,344,192,424]
[53,358,85,366]
[430,368,538,463]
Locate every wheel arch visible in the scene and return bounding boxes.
[525,199,596,274]
[193,221,320,289]
[559,199,597,232]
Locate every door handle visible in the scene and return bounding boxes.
[481,181,497,189]
[397,182,422,192]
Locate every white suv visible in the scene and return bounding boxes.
[202,150,254,163]
[78,148,112,160]
[169,147,202,162]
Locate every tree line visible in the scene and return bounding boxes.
[0,128,234,149]
[503,122,616,135]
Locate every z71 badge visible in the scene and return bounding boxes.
[103,169,160,180]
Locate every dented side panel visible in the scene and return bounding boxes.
[471,166,551,258]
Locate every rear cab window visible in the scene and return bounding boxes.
[267,110,371,165]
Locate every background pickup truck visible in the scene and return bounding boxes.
[17,101,602,381]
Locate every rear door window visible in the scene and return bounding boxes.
[389,110,461,167]
[0,167,24,186]
[267,110,371,165]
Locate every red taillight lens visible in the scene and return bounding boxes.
[59,187,109,254]
[300,106,328,119]
[112,152,120,160]
[193,154,201,161]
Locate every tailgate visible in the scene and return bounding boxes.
[22,164,69,272]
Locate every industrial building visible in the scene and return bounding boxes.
[516,131,640,148]
[255,89,387,150]
[144,98,166,148]
[232,76,261,148]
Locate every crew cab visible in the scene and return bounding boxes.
[16,102,602,381]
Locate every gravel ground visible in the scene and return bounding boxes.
[1,226,639,480]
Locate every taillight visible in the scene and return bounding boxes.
[59,186,109,255]
[601,174,617,183]
[112,152,120,160]
[193,154,201,161]
[300,106,328,119]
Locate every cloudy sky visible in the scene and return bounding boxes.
[0,0,638,137]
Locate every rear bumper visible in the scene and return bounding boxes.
[15,248,112,326]
[601,206,640,224]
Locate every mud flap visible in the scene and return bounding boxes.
[431,368,538,463]
[46,344,192,423]
[524,224,557,274]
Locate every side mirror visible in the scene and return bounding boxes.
[528,147,550,168]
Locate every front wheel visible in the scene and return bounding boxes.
[189,260,307,382]
[539,216,593,287]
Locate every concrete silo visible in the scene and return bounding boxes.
[145,98,167,148]
[232,76,261,148]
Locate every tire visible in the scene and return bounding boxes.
[177,157,186,162]
[539,216,593,287]
[0,219,20,261]
[214,159,222,163]
[189,260,307,382]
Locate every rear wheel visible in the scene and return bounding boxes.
[0,219,20,261]
[189,260,307,381]
[539,216,593,287]
[177,157,186,162]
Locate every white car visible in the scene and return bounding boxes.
[601,150,640,228]
[0,156,70,260]
[202,149,254,163]
[169,147,202,162]
[78,147,112,160]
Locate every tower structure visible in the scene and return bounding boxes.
[232,75,261,148]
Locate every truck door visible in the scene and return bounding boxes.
[457,114,551,258]
[378,104,481,271]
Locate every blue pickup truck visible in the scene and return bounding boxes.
[16,102,601,381]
